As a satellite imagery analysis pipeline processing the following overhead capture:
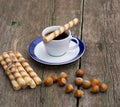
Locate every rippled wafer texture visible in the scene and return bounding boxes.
[2,52,26,87]
[0,51,42,90]
[8,51,36,88]
[0,55,21,90]
[43,18,79,42]
[15,52,42,85]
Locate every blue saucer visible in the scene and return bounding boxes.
[28,36,85,65]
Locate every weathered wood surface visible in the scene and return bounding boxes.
[0,0,119,107]
[81,0,120,107]
[0,0,82,107]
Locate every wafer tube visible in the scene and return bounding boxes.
[8,51,36,88]
[0,56,21,90]
[2,52,26,87]
[15,52,42,85]
[29,79,36,88]
[43,18,79,42]
[8,51,32,85]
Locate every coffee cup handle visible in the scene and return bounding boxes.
[69,37,79,50]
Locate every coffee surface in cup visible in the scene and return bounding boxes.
[45,32,68,40]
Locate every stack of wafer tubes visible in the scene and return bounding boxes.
[43,18,79,42]
[0,51,42,90]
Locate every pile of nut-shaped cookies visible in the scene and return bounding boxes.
[44,69,108,98]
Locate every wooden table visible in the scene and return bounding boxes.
[0,0,120,107]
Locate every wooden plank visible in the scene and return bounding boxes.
[81,0,120,107]
[0,0,51,107]
[0,0,83,107]
[40,0,83,107]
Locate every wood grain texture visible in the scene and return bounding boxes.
[0,0,82,107]
[81,0,120,107]
[0,0,119,107]
[0,0,48,107]
[40,0,83,107]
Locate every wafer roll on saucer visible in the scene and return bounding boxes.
[43,18,79,42]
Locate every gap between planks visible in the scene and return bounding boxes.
[77,0,85,107]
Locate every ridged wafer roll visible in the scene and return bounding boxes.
[17,64,36,88]
[15,52,42,85]
[8,51,32,85]
[43,18,79,42]
[2,52,26,87]
[0,55,21,90]
[29,79,37,88]
[8,51,36,88]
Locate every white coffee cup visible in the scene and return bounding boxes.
[42,26,79,57]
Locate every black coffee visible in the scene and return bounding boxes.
[45,31,68,40]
